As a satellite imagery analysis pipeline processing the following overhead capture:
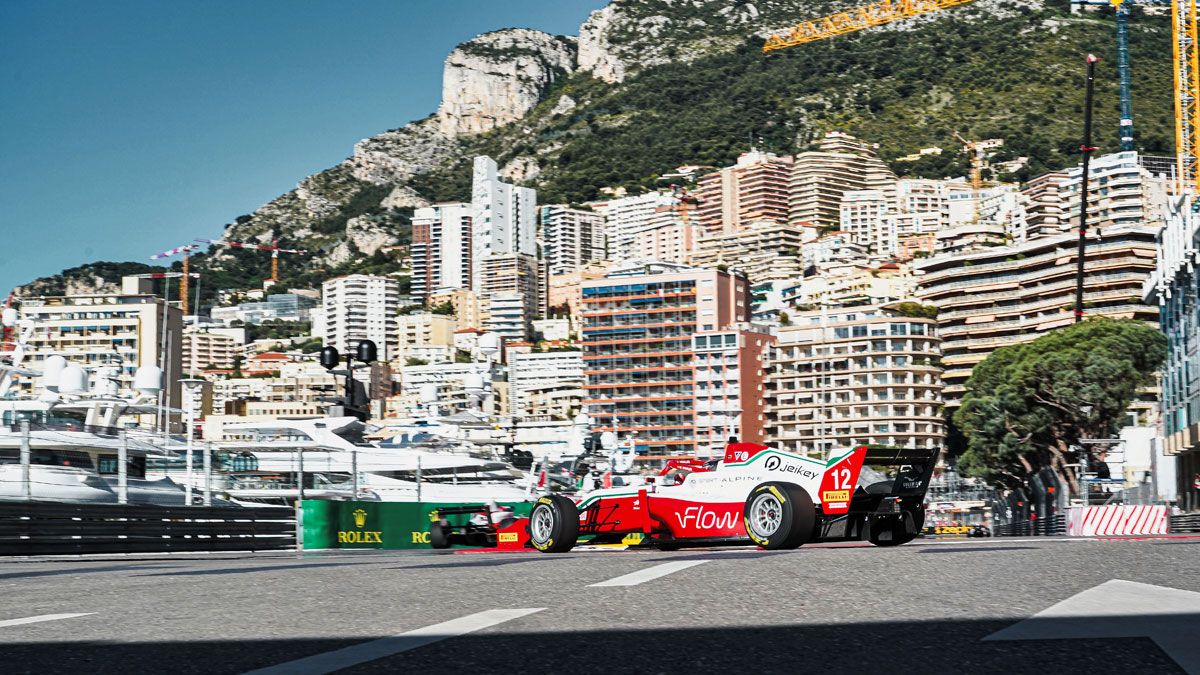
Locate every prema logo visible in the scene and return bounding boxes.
[675,506,739,531]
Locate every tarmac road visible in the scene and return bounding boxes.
[1,536,1198,674]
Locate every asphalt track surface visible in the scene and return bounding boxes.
[1,536,1198,674]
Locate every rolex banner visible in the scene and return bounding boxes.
[300,500,532,550]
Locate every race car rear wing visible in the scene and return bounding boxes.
[858,446,940,498]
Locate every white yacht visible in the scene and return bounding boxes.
[201,417,532,505]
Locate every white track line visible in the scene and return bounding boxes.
[589,560,708,587]
[0,613,93,628]
[241,608,545,675]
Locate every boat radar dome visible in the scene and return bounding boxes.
[419,383,439,404]
[133,365,163,395]
[1,307,16,327]
[58,363,88,395]
[463,373,486,395]
[41,355,67,389]
[478,332,500,355]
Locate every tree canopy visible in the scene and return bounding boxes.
[953,318,1166,495]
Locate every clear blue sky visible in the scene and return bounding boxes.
[0,0,602,295]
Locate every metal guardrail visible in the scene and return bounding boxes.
[1170,513,1200,533]
[0,502,295,555]
[992,514,1066,537]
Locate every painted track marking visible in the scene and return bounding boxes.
[589,560,708,587]
[0,613,93,628]
[241,608,545,675]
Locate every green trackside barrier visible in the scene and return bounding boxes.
[300,500,533,550]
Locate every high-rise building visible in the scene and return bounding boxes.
[695,149,793,236]
[321,274,401,361]
[630,204,701,265]
[1060,151,1169,235]
[427,287,482,331]
[916,225,1158,406]
[471,156,536,290]
[477,253,539,342]
[765,304,944,458]
[13,276,184,417]
[692,328,775,458]
[411,202,472,301]
[182,329,238,376]
[395,312,458,364]
[1147,194,1200,508]
[580,264,761,462]
[589,191,674,263]
[790,132,896,228]
[839,189,888,250]
[540,205,605,276]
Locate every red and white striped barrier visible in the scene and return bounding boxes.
[1066,505,1168,536]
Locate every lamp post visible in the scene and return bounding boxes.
[180,378,207,506]
[319,339,378,421]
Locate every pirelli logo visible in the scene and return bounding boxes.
[822,490,850,503]
[498,532,518,543]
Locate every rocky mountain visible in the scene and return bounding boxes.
[18,0,1178,300]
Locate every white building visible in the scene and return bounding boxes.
[508,351,584,420]
[471,156,537,291]
[839,190,888,250]
[411,202,473,301]
[320,274,400,361]
[589,191,674,263]
[540,205,606,276]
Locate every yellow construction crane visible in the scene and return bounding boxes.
[952,132,985,221]
[763,0,976,52]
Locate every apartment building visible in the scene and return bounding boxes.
[477,253,539,342]
[539,205,605,276]
[471,156,536,290]
[589,191,674,263]
[631,207,701,265]
[395,311,458,364]
[182,329,238,376]
[207,360,337,416]
[839,190,888,250]
[321,274,400,361]
[790,132,896,228]
[693,328,775,458]
[427,287,481,331]
[508,350,584,420]
[1060,151,1169,234]
[580,264,755,462]
[766,304,944,458]
[689,219,808,284]
[411,202,472,301]
[695,149,793,236]
[1020,171,1068,239]
[15,276,183,415]
[547,260,611,322]
[916,225,1158,405]
[209,292,318,326]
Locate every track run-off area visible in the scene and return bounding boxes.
[1,536,1199,674]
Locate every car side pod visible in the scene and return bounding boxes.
[742,482,816,550]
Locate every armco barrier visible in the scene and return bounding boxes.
[1066,504,1168,536]
[301,500,532,550]
[1169,513,1200,533]
[0,501,295,555]
[992,514,1065,537]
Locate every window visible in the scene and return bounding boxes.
[890,323,908,336]
[725,334,737,346]
[852,326,867,337]
[834,327,850,339]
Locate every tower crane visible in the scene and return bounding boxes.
[762,0,976,52]
[952,132,985,222]
[196,238,307,286]
[149,243,200,314]
[1173,0,1199,195]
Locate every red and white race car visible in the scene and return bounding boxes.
[433,442,936,552]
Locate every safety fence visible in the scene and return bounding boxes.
[0,502,295,555]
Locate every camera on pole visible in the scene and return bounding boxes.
[318,340,378,422]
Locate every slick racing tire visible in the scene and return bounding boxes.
[528,494,579,553]
[743,482,815,550]
[429,519,452,549]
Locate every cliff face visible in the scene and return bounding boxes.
[436,29,577,136]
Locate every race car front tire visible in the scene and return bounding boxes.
[528,494,579,553]
[743,482,815,550]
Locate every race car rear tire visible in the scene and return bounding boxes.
[528,494,579,553]
[429,519,451,549]
[743,482,815,550]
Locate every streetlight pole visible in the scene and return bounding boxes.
[180,378,206,506]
